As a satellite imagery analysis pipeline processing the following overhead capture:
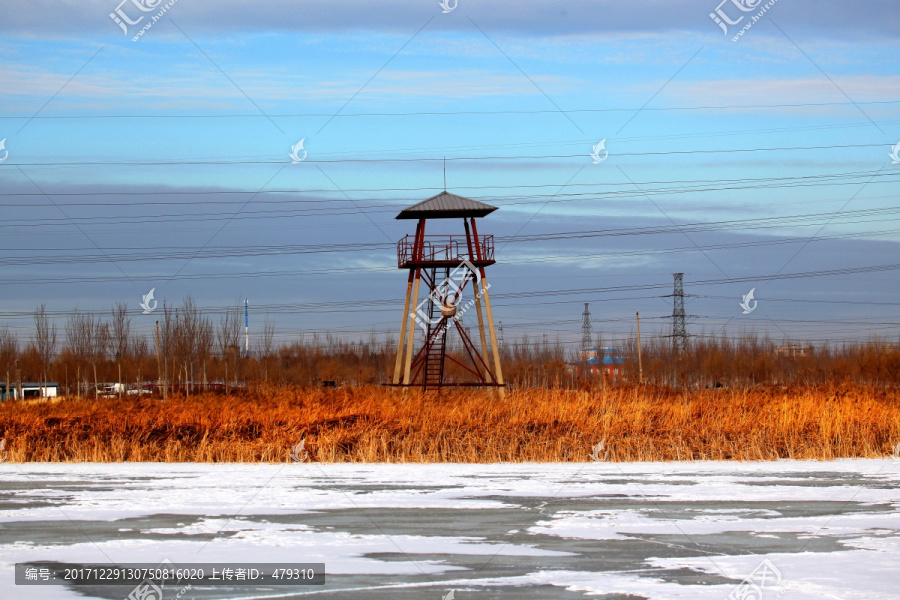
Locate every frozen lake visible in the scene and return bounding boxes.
[2,460,899,599]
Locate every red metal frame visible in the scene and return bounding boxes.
[397,234,495,268]
[390,217,503,389]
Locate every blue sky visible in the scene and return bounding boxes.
[1,0,899,352]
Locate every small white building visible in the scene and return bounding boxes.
[1,382,59,400]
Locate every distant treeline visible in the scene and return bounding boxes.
[1,298,898,395]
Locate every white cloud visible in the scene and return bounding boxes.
[660,75,900,110]
[0,61,578,114]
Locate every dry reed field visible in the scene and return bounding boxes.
[2,384,898,463]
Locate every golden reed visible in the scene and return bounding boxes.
[1,384,898,462]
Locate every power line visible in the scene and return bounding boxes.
[2,168,896,202]
[5,225,898,288]
[692,294,900,308]
[1,206,898,267]
[2,261,899,319]
[0,142,891,168]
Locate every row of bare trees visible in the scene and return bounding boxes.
[0,298,266,397]
[1,299,899,397]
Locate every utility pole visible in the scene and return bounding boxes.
[672,273,687,353]
[244,298,250,359]
[155,321,164,399]
[498,321,504,348]
[636,311,643,384]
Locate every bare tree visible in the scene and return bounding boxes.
[217,302,242,388]
[173,297,214,392]
[0,328,18,398]
[66,311,89,396]
[149,297,218,395]
[111,302,131,395]
[92,318,110,395]
[174,299,194,385]
[217,306,241,358]
[158,301,175,396]
[259,317,275,381]
[65,311,109,397]
[196,312,214,388]
[260,317,275,358]
[131,334,150,391]
[34,304,58,395]
[111,302,131,363]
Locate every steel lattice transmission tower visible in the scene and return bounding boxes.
[672,273,687,353]
[582,303,593,354]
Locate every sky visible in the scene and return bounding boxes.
[1,0,899,353]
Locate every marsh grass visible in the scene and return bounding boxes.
[1,384,897,462]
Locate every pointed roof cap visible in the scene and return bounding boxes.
[396,191,498,220]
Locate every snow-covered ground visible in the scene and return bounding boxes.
[1,460,899,599]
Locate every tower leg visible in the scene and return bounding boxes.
[393,270,415,384]
[472,286,492,383]
[479,271,505,397]
[464,218,492,383]
[403,269,422,385]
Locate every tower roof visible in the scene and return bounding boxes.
[395,191,498,220]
